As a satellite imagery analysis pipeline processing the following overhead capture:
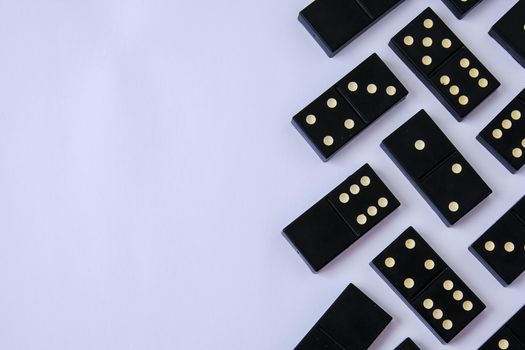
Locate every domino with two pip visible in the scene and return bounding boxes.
[490,0,525,69]
[372,227,485,343]
[478,89,525,173]
[382,110,491,226]
[295,284,392,350]
[479,306,525,349]
[293,53,408,161]
[283,164,399,272]
[470,195,525,286]
[390,7,500,121]
[299,0,405,57]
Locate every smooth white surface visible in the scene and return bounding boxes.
[0,0,523,349]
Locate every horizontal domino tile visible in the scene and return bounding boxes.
[299,0,405,57]
[283,164,400,272]
[292,53,408,161]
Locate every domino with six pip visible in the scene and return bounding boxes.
[441,0,484,19]
[390,7,500,121]
[489,0,525,69]
[477,88,525,173]
[295,283,392,350]
[381,110,491,226]
[293,53,408,161]
[283,164,400,272]
[299,0,405,57]
[394,338,421,350]
[469,195,525,286]
[371,227,485,343]
[478,306,525,349]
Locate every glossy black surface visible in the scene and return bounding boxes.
[295,284,392,350]
[490,1,525,69]
[479,306,525,349]
[411,268,485,343]
[335,54,408,125]
[382,110,491,226]
[419,151,492,226]
[394,338,421,350]
[283,198,357,273]
[441,0,483,19]
[293,54,407,161]
[283,164,400,272]
[372,227,446,300]
[292,86,364,161]
[390,7,499,121]
[372,227,485,344]
[430,47,499,120]
[391,8,461,76]
[478,89,525,173]
[326,164,401,238]
[299,0,404,57]
[470,196,525,286]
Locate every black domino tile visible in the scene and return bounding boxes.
[372,227,485,344]
[297,327,341,350]
[411,268,485,343]
[295,284,392,350]
[293,54,408,161]
[508,308,525,343]
[390,7,500,121]
[326,165,400,238]
[470,195,525,286]
[479,327,525,350]
[441,0,483,19]
[335,54,408,124]
[489,1,525,69]
[479,306,525,349]
[381,110,491,226]
[373,227,446,300]
[391,8,462,77]
[394,338,421,350]
[299,0,405,57]
[381,110,456,180]
[429,47,499,120]
[478,89,525,173]
[419,151,492,226]
[355,0,403,19]
[283,164,400,272]
[283,198,358,273]
[292,86,365,161]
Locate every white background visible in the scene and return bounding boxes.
[0,0,523,349]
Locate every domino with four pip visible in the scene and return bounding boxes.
[372,227,485,343]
